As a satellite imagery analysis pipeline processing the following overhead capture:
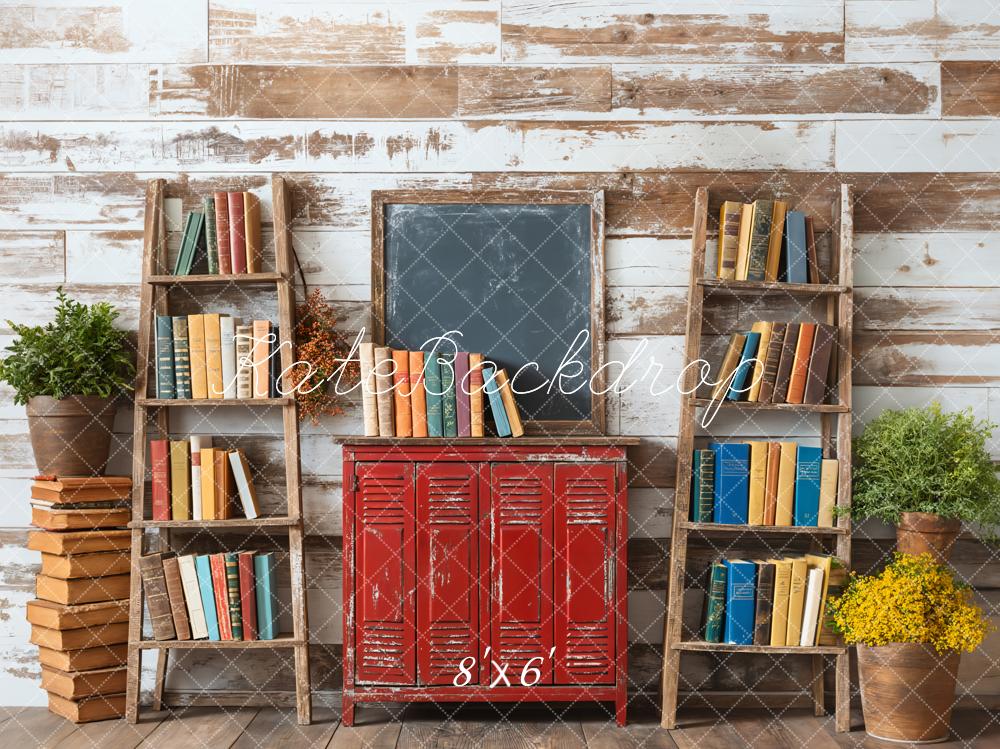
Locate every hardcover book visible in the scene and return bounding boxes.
[818,459,839,527]
[482,364,512,437]
[726,332,760,401]
[771,323,800,404]
[209,553,232,640]
[195,555,220,641]
[359,343,378,436]
[468,353,485,437]
[711,333,745,400]
[161,555,192,641]
[172,316,192,399]
[37,644,127,673]
[697,448,716,522]
[243,192,262,273]
[235,324,253,399]
[775,441,797,526]
[785,558,808,646]
[238,551,258,641]
[494,369,525,438]
[408,350,428,438]
[214,192,232,274]
[251,320,271,399]
[805,215,821,283]
[763,442,781,525]
[150,439,171,521]
[138,553,175,640]
[200,448,216,520]
[26,599,129,631]
[213,449,232,520]
[785,323,816,404]
[254,552,279,640]
[764,200,788,281]
[803,323,836,405]
[373,346,395,436]
[734,203,753,280]
[454,352,471,437]
[746,441,768,525]
[204,196,219,274]
[800,567,825,646]
[757,322,786,403]
[718,201,742,280]
[744,199,773,282]
[41,665,126,701]
[723,559,757,645]
[168,439,190,521]
[220,315,238,399]
[703,562,727,643]
[203,312,224,399]
[805,554,835,646]
[189,435,210,521]
[753,561,776,645]
[793,446,823,526]
[711,442,750,524]
[784,210,809,284]
[229,449,260,520]
[224,553,243,640]
[268,325,281,397]
[228,192,247,273]
[48,692,125,724]
[439,353,458,437]
[37,574,130,605]
[769,559,792,646]
[155,315,175,399]
[747,321,772,402]
[27,529,131,556]
[40,551,129,580]
[392,349,412,438]
[691,450,702,521]
[178,554,209,639]
[187,314,208,400]
[423,354,443,437]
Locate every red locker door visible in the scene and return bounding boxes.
[416,462,485,685]
[490,463,554,685]
[554,463,616,684]
[354,462,416,685]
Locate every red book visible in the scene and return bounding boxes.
[238,551,257,641]
[213,192,232,274]
[149,439,170,521]
[209,553,233,640]
[227,192,246,273]
[454,352,471,437]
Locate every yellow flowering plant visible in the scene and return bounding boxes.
[828,553,991,653]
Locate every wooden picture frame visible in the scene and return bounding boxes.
[371,189,607,435]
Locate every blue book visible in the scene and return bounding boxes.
[711,442,750,524]
[194,555,220,641]
[482,364,512,437]
[794,446,823,526]
[439,353,457,438]
[783,211,809,284]
[254,552,280,641]
[723,559,757,645]
[423,354,444,437]
[726,332,760,401]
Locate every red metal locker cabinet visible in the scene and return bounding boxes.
[416,462,488,685]
[352,462,416,685]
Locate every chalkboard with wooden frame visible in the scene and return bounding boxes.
[371,189,607,435]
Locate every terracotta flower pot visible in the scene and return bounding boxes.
[857,642,960,743]
[896,511,961,562]
[26,395,116,476]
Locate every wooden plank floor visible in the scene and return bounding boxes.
[0,705,996,748]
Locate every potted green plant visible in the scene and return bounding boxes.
[0,289,134,475]
[852,403,1000,561]
[828,553,991,743]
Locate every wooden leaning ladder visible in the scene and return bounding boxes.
[124,176,312,724]
[660,185,855,732]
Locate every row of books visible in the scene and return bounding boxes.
[691,442,838,527]
[360,344,525,438]
[717,199,822,283]
[173,192,262,276]
[702,555,836,647]
[150,438,260,521]
[713,322,836,405]
[155,314,281,400]
[139,551,280,642]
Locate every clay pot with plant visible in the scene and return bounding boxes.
[829,553,992,743]
[851,403,1000,561]
[0,289,134,476]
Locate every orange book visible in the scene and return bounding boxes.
[251,320,271,399]
[213,449,231,519]
[763,442,781,525]
[493,369,525,438]
[408,351,427,438]
[243,192,262,273]
[203,313,223,400]
[391,350,412,437]
[785,323,816,404]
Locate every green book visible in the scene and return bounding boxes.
[173,211,205,276]
[224,553,243,640]
[172,316,192,399]
[203,197,219,274]
[744,199,773,282]
[690,450,702,521]
[439,353,457,438]
[254,552,279,640]
[703,562,727,643]
[424,354,443,437]
[698,448,716,523]
[155,315,175,399]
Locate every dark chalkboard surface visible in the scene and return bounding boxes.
[373,192,605,433]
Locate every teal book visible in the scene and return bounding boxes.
[794,445,823,526]
[203,197,219,274]
[195,555,220,641]
[723,559,757,645]
[710,442,749,524]
[482,364,512,437]
[439,354,457,437]
[697,448,716,523]
[155,315,175,399]
[726,331,760,401]
[173,211,204,276]
[423,354,444,437]
[783,211,808,284]
[172,316,192,399]
[224,553,243,640]
[703,562,727,643]
[254,552,279,640]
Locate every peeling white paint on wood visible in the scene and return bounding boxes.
[837,120,1000,172]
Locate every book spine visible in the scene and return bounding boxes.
[178,555,209,640]
[818,459,838,527]
[138,554,175,640]
[690,450,702,521]
[171,316,192,399]
[718,201,742,280]
[745,199,773,282]
[254,553,278,640]
[765,200,787,281]
[786,560,807,646]
[439,354,457,437]
[483,364,511,437]
[224,553,243,640]
[173,212,195,275]
[189,211,208,274]
[784,210,809,284]
[360,343,379,436]
[209,554,233,640]
[794,446,823,526]
[168,440,190,521]
[187,314,208,400]
[697,449,715,523]
[204,313,224,400]
[268,325,281,398]
[243,192,262,273]
[155,316,175,399]
[726,332,760,401]
[220,316,238,399]
[150,439,171,521]
[805,215,821,284]
[747,322,771,402]
[238,553,257,641]
[771,323,800,404]
[251,320,271,399]
[195,555,220,641]
[746,441,768,525]
[494,368,525,438]
[214,192,232,275]
[423,354,443,437]
[213,449,230,520]
[803,323,836,405]
[711,334,745,401]
[161,556,192,641]
[454,352,471,437]
[373,346,396,437]
[734,203,753,280]
[228,192,247,273]
[753,563,775,645]
[775,442,797,526]
[203,196,219,274]
[235,325,253,399]
[200,448,215,521]
[229,450,260,520]
[189,436,209,522]
[408,351,428,438]
[712,442,749,524]
[763,442,781,525]
[770,563,791,647]
[723,560,757,645]
[468,353,485,438]
[757,322,786,404]
[391,349,412,437]
[786,323,816,404]
[800,567,825,646]
[703,563,727,643]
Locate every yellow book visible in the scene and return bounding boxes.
[733,203,754,280]
[775,441,797,526]
[765,200,788,281]
[168,440,190,521]
[187,314,207,400]
[711,333,746,400]
[203,313,224,400]
[243,192,262,274]
[818,459,838,527]
[769,559,792,647]
[747,321,772,402]
[785,557,808,646]
[746,441,768,525]
[200,448,215,520]
[718,201,743,280]
[804,554,833,646]
[494,369,525,438]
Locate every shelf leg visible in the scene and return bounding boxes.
[152,648,169,711]
[660,649,681,729]
[835,651,850,731]
[125,643,142,723]
[342,694,355,727]
[811,654,825,717]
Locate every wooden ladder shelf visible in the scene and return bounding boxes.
[659,185,855,732]
[124,176,312,724]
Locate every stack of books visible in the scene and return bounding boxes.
[713,322,837,405]
[138,551,281,643]
[717,199,821,283]
[149,439,260,521]
[155,314,280,400]
[359,344,525,438]
[701,554,840,648]
[25,476,132,723]
[691,442,838,527]
[172,191,262,276]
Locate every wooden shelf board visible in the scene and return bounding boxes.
[674,641,847,655]
[682,521,847,536]
[138,398,293,407]
[341,436,641,446]
[147,273,283,285]
[689,397,848,413]
[698,279,848,295]
[134,634,301,649]
[130,517,299,529]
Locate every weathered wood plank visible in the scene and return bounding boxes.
[854,232,1000,286]
[0,231,63,283]
[0,705,79,746]
[855,287,1000,330]
[501,1,844,63]
[50,713,163,748]
[0,64,149,119]
[846,0,1000,62]
[141,707,258,745]
[855,331,1000,385]
[613,63,939,119]
[837,120,1000,172]
[230,706,338,748]
[396,712,586,749]
[65,230,143,283]
[459,64,611,115]
[942,61,1000,117]
[0,1,207,63]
